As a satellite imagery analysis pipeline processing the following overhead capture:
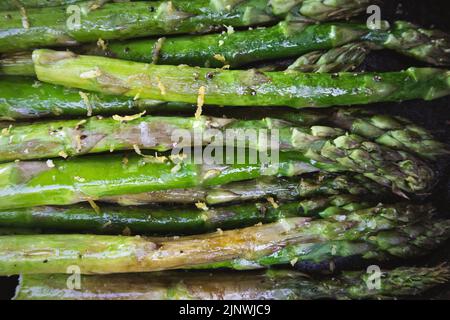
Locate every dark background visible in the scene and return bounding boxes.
[1,0,450,300]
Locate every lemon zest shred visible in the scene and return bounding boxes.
[112,111,146,122]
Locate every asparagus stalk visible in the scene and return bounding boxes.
[15,266,450,300]
[0,114,371,161]
[0,114,235,162]
[102,173,388,206]
[81,21,371,68]
[0,195,372,235]
[6,19,450,75]
[0,151,321,210]
[195,218,450,272]
[0,0,372,53]
[1,111,438,195]
[0,77,199,120]
[91,21,450,67]
[33,50,450,109]
[0,203,447,275]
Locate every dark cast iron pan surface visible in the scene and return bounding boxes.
[0,0,449,300]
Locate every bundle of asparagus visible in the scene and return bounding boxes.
[0,0,449,300]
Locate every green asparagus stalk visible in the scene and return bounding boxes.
[14,266,450,300]
[81,21,371,68]
[101,173,388,206]
[0,114,376,161]
[0,203,447,275]
[0,0,372,53]
[194,218,450,271]
[0,77,200,120]
[0,195,372,235]
[33,50,450,109]
[0,114,235,162]
[6,20,450,74]
[0,151,321,210]
[0,112,438,195]
[89,21,450,67]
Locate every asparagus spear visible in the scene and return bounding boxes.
[15,266,450,300]
[33,50,450,109]
[0,195,372,235]
[194,219,450,272]
[81,21,371,68]
[0,203,447,275]
[102,173,388,206]
[0,0,372,53]
[1,111,441,164]
[90,21,450,67]
[6,19,449,75]
[0,151,321,210]
[0,77,199,120]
